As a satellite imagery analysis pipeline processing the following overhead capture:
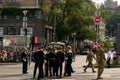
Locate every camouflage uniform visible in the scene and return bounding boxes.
[84,48,96,73]
[96,47,106,79]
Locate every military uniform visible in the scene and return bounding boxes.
[33,47,45,80]
[84,48,96,73]
[33,51,39,78]
[96,47,106,79]
[37,50,45,80]
[44,52,49,76]
[47,51,56,77]
[21,51,28,74]
[55,49,65,78]
[65,51,72,76]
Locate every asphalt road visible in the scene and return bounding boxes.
[0,55,120,80]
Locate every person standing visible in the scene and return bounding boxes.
[44,48,49,77]
[106,49,112,68]
[96,45,106,79]
[65,46,73,76]
[37,46,45,80]
[112,49,117,64]
[84,47,96,73]
[56,47,65,78]
[47,48,56,77]
[33,48,39,78]
[21,48,28,74]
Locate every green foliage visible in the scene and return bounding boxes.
[80,25,96,41]
[42,0,96,41]
[101,10,113,23]
[104,40,114,48]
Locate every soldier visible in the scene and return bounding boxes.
[47,48,56,77]
[96,45,106,79]
[44,48,49,77]
[55,47,65,78]
[65,46,73,76]
[33,48,39,78]
[84,47,96,73]
[36,46,45,80]
[21,48,28,74]
[33,46,44,80]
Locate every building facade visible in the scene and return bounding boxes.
[104,0,118,9]
[0,0,40,8]
[0,0,53,49]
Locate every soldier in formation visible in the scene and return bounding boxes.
[47,48,56,77]
[65,46,73,76]
[55,47,65,78]
[33,46,45,80]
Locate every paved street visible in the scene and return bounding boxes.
[0,55,120,80]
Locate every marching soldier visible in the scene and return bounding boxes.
[21,48,28,74]
[84,47,96,73]
[96,45,106,79]
[55,46,65,78]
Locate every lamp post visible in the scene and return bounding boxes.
[71,33,76,61]
[23,10,28,48]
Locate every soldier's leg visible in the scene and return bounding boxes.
[33,63,38,78]
[84,62,90,72]
[56,64,59,76]
[49,65,52,77]
[60,63,63,78]
[97,67,104,79]
[90,62,96,72]
[45,62,48,76]
[53,64,56,76]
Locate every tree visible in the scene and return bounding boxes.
[104,40,114,48]
[106,13,120,36]
[42,0,96,41]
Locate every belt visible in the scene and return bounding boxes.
[49,58,55,60]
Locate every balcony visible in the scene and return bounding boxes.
[5,2,20,7]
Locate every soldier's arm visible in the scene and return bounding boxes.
[102,50,106,61]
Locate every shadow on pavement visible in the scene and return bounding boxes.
[0,74,23,78]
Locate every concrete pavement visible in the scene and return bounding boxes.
[0,55,120,80]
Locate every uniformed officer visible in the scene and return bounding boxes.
[33,48,39,78]
[21,48,28,74]
[65,46,73,76]
[84,47,96,73]
[47,48,56,77]
[44,48,49,77]
[55,46,65,78]
[37,46,45,80]
[96,45,106,79]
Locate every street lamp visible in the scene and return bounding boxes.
[23,10,28,48]
[71,33,76,61]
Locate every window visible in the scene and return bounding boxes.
[0,0,3,4]
[4,16,7,20]
[11,0,16,3]
[16,16,20,20]
[20,27,33,36]
[0,27,3,37]
[7,27,16,35]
